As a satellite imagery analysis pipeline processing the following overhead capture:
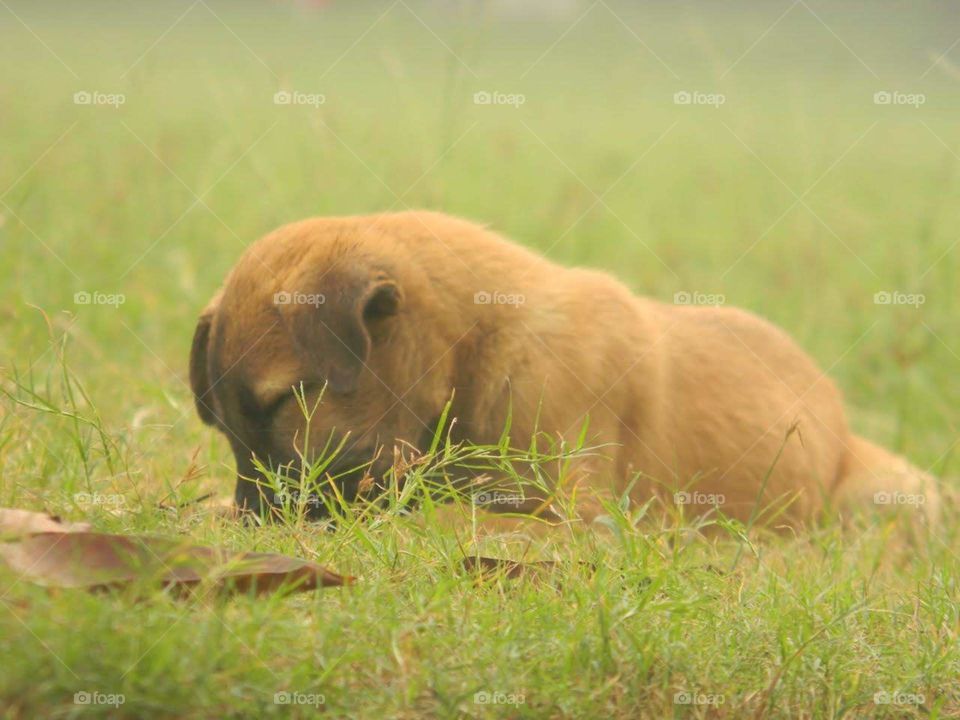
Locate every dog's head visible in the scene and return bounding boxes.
[189,218,455,517]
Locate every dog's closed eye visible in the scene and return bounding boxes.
[261,392,294,418]
[239,382,317,424]
[263,382,323,418]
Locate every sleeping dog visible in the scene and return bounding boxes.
[189,211,938,525]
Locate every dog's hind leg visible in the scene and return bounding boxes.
[831,434,940,525]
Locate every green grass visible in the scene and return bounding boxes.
[1,0,959,717]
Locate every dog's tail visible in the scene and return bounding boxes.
[832,435,940,526]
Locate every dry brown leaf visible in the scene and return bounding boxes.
[0,531,352,595]
[0,508,92,538]
[461,556,593,581]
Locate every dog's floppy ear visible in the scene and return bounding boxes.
[189,293,222,426]
[290,275,401,395]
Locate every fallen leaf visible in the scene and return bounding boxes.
[157,495,239,521]
[0,531,352,595]
[0,508,91,538]
[461,556,594,581]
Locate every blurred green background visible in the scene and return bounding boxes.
[2,0,958,502]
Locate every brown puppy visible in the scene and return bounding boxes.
[189,211,938,525]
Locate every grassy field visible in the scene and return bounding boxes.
[2,0,960,717]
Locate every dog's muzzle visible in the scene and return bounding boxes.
[234,449,390,520]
